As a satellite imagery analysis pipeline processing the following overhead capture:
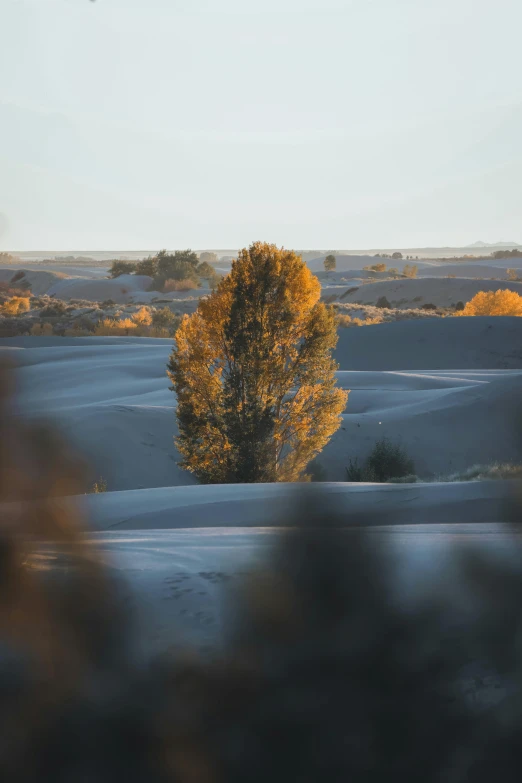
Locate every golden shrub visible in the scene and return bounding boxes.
[457,289,522,317]
[94,318,138,336]
[1,296,31,316]
[132,307,152,326]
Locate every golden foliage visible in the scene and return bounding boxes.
[132,306,152,326]
[93,314,172,338]
[93,318,138,336]
[337,314,382,328]
[168,241,348,483]
[456,289,522,317]
[1,296,31,316]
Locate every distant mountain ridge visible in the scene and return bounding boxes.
[468,241,520,248]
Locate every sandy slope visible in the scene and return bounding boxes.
[34,521,522,657]
[2,317,521,487]
[46,273,154,303]
[334,316,522,370]
[83,481,515,530]
[0,268,67,295]
[331,277,522,307]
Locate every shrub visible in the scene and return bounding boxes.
[40,300,69,317]
[74,316,96,333]
[346,438,415,483]
[152,307,179,331]
[364,263,386,273]
[337,314,381,328]
[421,303,438,311]
[132,307,152,326]
[94,318,138,336]
[455,301,465,311]
[376,296,391,309]
[346,458,364,481]
[392,252,403,260]
[30,323,54,336]
[135,256,157,277]
[507,268,520,282]
[1,296,31,316]
[109,261,137,278]
[456,289,522,317]
[163,278,199,293]
[403,264,418,279]
[90,476,108,493]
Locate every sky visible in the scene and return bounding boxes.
[1,0,521,251]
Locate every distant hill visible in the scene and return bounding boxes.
[468,241,520,248]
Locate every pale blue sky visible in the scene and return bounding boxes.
[1,0,521,250]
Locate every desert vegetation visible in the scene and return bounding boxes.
[109,249,222,292]
[168,241,348,483]
[335,302,447,325]
[346,438,415,483]
[324,254,336,271]
[456,289,522,317]
[0,294,181,338]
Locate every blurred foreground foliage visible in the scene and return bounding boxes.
[1,358,522,781]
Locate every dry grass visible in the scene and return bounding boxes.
[335,302,445,325]
[163,278,199,293]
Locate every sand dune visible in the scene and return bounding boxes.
[83,481,515,531]
[0,268,67,295]
[332,277,522,308]
[334,316,522,370]
[34,521,522,657]
[46,273,155,303]
[2,318,521,487]
[416,264,514,279]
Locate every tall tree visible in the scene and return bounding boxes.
[324,254,336,272]
[168,242,348,484]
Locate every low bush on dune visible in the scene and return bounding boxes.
[90,476,108,493]
[163,278,199,293]
[338,314,383,327]
[456,289,522,317]
[93,309,178,338]
[40,300,70,317]
[1,296,31,316]
[335,303,445,324]
[346,438,415,483]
